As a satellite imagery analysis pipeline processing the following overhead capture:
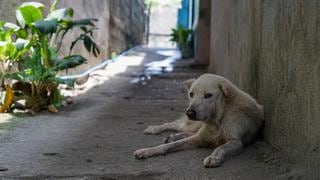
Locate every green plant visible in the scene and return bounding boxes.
[170,25,192,47]
[0,1,100,112]
[170,25,193,58]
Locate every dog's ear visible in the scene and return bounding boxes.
[219,81,229,97]
[183,79,195,90]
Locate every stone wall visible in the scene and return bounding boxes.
[0,0,145,74]
[208,0,261,96]
[58,0,110,73]
[258,0,320,167]
[208,0,320,168]
[109,0,145,53]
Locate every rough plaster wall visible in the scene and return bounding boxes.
[194,0,211,65]
[209,0,261,96]
[57,0,110,74]
[209,0,320,168]
[60,0,145,73]
[258,0,320,167]
[109,0,145,54]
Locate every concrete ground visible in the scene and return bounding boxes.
[0,47,309,179]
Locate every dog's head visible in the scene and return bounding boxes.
[183,74,232,122]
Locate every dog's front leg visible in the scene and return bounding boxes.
[144,121,184,134]
[134,135,198,159]
[203,139,243,168]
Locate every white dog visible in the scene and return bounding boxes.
[134,74,264,168]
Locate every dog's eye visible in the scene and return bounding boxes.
[204,93,213,99]
[189,92,194,98]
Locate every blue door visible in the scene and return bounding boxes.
[178,0,189,28]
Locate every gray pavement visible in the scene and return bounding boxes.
[0,47,308,179]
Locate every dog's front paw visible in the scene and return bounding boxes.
[144,126,161,134]
[203,156,222,168]
[134,148,154,159]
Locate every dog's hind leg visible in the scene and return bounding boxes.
[134,135,199,159]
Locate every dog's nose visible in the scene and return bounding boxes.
[186,109,196,119]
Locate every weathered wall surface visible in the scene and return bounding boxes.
[60,0,145,73]
[208,0,320,168]
[258,0,320,167]
[194,0,211,65]
[58,0,110,73]
[0,0,145,74]
[209,0,261,96]
[109,0,145,53]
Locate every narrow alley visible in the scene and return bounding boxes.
[0,47,307,179]
[0,0,319,179]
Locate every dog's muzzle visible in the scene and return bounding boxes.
[186,109,197,120]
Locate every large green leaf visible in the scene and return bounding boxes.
[0,42,17,60]
[69,33,100,58]
[54,55,87,70]
[23,47,42,72]
[0,30,13,42]
[12,48,55,83]
[7,70,41,83]
[16,10,26,28]
[0,38,29,61]
[49,77,74,87]
[59,19,97,30]
[49,47,58,62]
[4,72,25,81]
[170,25,192,46]
[15,29,28,39]
[48,8,74,21]
[0,21,4,27]
[71,19,97,27]
[33,19,58,34]
[0,42,7,60]
[83,35,92,53]
[6,43,17,59]
[58,19,72,28]
[17,5,43,27]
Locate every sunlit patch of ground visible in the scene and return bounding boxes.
[0,49,147,136]
[0,114,23,136]
[0,48,178,137]
[60,50,146,97]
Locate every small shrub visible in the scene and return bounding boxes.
[0,0,100,112]
[170,25,193,58]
